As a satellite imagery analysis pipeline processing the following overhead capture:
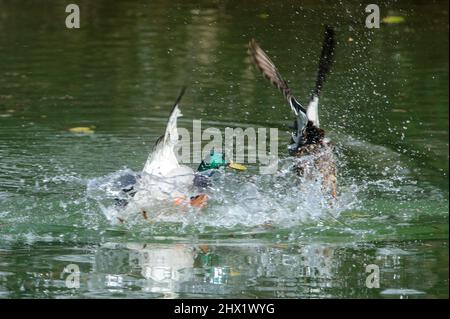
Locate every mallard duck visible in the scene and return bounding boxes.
[116,87,208,211]
[115,89,246,214]
[249,27,337,197]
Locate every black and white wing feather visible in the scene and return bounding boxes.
[249,40,308,146]
[306,26,336,127]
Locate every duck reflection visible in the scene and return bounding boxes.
[93,241,344,298]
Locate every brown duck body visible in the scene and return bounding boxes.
[292,122,337,197]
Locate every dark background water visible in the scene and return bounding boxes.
[0,0,448,298]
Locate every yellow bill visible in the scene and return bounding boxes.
[229,162,247,171]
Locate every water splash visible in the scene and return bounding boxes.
[86,152,361,230]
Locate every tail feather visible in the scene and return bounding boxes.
[162,86,186,145]
[170,86,186,115]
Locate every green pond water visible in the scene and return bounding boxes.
[0,0,448,298]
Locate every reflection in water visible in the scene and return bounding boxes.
[87,240,446,298]
[93,242,342,298]
[0,238,447,298]
[95,242,195,298]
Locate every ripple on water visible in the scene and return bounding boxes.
[380,289,426,296]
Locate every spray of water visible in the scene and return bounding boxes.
[86,148,362,230]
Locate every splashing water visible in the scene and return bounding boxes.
[86,144,362,230]
[81,128,448,241]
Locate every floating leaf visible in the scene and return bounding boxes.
[391,108,408,113]
[68,126,95,134]
[382,16,405,24]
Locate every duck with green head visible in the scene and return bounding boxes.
[115,90,246,215]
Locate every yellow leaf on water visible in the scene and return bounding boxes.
[382,16,405,24]
[68,127,95,134]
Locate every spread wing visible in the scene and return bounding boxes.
[248,39,306,116]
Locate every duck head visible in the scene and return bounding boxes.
[197,149,247,173]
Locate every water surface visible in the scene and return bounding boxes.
[0,0,448,298]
